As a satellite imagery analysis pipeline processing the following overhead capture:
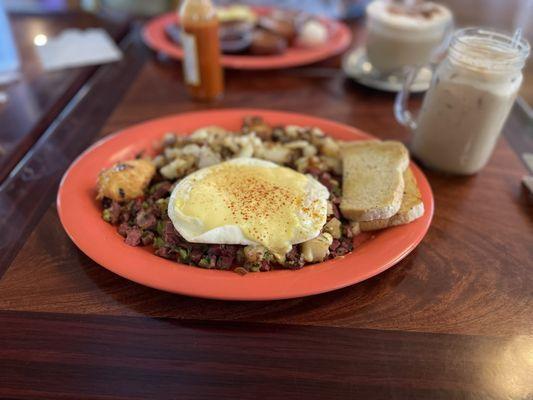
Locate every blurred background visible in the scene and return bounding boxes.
[2,0,532,104]
[4,0,368,18]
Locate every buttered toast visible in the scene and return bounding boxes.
[359,167,424,231]
[340,140,409,221]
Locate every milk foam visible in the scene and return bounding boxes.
[367,0,452,38]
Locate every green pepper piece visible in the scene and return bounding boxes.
[102,208,112,223]
[198,256,211,268]
[153,237,165,249]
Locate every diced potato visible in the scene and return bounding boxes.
[159,156,195,179]
[181,144,201,157]
[164,147,182,160]
[350,222,361,236]
[310,127,325,138]
[320,137,340,157]
[284,140,309,149]
[239,133,262,148]
[306,155,322,169]
[243,245,268,263]
[301,233,333,263]
[151,155,166,168]
[222,136,240,153]
[284,125,304,139]
[97,159,155,201]
[236,143,254,158]
[294,156,311,173]
[327,202,334,216]
[323,218,342,239]
[198,146,221,168]
[256,143,293,164]
[284,140,318,157]
[230,133,262,158]
[190,126,228,143]
[320,156,342,175]
[302,144,317,157]
[189,128,208,142]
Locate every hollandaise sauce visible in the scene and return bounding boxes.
[174,162,324,259]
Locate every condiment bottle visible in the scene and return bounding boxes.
[395,27,530,174]
[179,0,224,101]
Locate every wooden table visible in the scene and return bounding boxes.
[1,4,532,399]
[0,12,128,183]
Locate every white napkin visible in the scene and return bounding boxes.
[35,28,122,71]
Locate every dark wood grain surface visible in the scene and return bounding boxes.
[0,12,128,183]
[2,311,532,400]
[0,3,532,399]
[0,25,148,278]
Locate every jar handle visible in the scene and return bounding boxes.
[394,66,422,131]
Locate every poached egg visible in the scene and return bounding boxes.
[168,158,329,259]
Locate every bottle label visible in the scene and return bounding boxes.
[181,31,200,86]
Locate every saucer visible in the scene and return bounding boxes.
[342,47,432,93]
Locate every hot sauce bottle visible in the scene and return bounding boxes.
[179,0,224,101]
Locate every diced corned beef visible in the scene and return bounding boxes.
[151,181,172,200]
[130,198,143,214]
[319,172,334,189]
[117,222,129,237]
[109,201,121,224]
[343,224,353,238]
[259,260,271,272]
[209,257,217,268]
[136,211,157,230]
[155,246,173,259]
[120,212,130,223]
[124,227,142,246]
[102,197,112,209]
[286,260,304,270]
[307,166,321,177]
[335,247,349,256]
[208,245,223,257]
[341,237,354,249]
[320,172,332,181]
[220,245,239,257]
[284,246,304,269]
[217,255,234,269]
[321,179,334,191]
[285,247,299,262]
[330,239,340,251]
[333,238,353,256]
[190,249,204,264]
[162,221,181,245]
[142,231,155,246]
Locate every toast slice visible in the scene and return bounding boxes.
[340,140,409,221]
[359,167,424,231]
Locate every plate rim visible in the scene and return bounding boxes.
[142,10,353,70]
[342,48,432,93]
[57,108,434,300]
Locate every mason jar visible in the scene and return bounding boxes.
[395,27,530,174]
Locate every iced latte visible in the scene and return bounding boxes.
[411,28,530,174]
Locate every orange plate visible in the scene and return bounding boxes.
[142,9,352,69]
[57,109,434,300]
